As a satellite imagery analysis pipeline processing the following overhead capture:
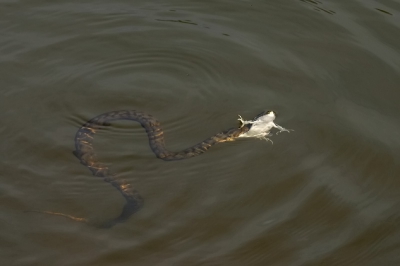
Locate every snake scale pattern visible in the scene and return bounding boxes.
[66,110,252,228]
[36,110,291,228]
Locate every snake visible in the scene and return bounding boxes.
[39,110,289,228]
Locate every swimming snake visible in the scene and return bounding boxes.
[38,110,290,228]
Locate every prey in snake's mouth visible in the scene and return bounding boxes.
[30,110,292,228]
[238,110,292,143]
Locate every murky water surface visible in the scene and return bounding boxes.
[1,0,400,265]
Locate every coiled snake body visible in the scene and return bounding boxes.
[40,110,289,228]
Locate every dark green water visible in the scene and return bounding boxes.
[1,0,400,265]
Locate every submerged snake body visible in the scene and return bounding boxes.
[72,110,251,228]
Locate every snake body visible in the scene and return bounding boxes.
[70,110,252,228]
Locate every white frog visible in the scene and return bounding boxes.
[237,111,292,143]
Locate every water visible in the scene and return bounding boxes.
[1,0,400,265]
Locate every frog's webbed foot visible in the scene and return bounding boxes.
[238,114,255,128]
[274,123,294,135]
[255,134,273,144]
[276,129,294,135]
[238,115,244,128]
[261,136,274,144]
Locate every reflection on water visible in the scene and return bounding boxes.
[299,0,336,15]
[1,0,400,265]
